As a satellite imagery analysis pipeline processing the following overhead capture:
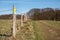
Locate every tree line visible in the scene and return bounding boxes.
[27,8,60,21]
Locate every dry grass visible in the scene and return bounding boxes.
[34,20,60,40]
[0,19,60,40]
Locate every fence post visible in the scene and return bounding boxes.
[13,5,16,38]
[21,15,23,27]
[24,14,28,22]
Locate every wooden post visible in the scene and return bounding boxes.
[21,15,23,27]
[13,5,16,38]
[24,14,28,22]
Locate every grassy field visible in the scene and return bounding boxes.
[33,20,60,40]
[0,19,60,40]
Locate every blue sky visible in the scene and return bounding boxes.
[0,0,60,15]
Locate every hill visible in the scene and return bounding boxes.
[0,14,21,19]
[27,8,60,21]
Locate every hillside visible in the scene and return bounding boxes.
[0,14,21,19]
[27,8,60,20]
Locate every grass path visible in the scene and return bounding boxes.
[39,20,60,29]
[36,20,60,40]
[32,21,43,40]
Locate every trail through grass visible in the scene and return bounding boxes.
[0,20,60,40]
[32,21,43,40]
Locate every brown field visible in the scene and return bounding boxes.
[0,19,60,40]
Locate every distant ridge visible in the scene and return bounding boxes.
[0,14,21,19]
[27,8,60,21]
[0,8,60,20]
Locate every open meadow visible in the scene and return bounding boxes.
[0,19,60,40]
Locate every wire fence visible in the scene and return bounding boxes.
[0,8,28,40]
[0,9,14,40]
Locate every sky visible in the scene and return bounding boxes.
[0,0,60,15]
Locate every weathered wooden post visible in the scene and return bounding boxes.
[24,13,28,22]
[13,5,16,38]
[21,15,23,27]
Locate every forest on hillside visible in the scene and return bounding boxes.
[28,8,60,21]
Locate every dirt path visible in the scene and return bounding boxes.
[36,21,60,40]
[31,21,43,40]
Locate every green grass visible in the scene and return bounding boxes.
[32,21,42,40]
[36,20,60,40]
[39,20,60,29]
